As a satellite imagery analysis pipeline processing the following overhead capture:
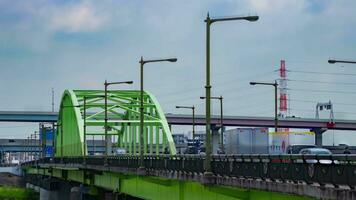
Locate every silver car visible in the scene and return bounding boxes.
[299,148,332,155]
[299,148,333,164]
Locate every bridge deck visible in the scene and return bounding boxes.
[22,154,356,199]
[1,111,356,130]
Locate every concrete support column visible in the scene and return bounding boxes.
[40,188,59,200]
[103,192,117,200]
[211,124,220,154]
[70,186,82,200]
[311,128,327,147]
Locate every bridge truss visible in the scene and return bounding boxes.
[56,90,176,156]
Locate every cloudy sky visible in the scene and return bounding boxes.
[0,0,355,144]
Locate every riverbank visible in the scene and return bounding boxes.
[0,186,38,200]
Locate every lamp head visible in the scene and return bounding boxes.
[249,82,257,85]
[167,58,178,62]
[200,97,205,99]
[328,59,336,64]
[244,16,259,22]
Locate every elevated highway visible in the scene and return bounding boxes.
[0,111,356,130]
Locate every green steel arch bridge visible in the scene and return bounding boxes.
[22,90,356,200]
[56,89,176,157]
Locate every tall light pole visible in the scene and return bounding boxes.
[104,81,133,159]
[204,13,258,173]
[32,131,38,160]
[175,106,196,139]
[328,59,356,64]
[200,96,224,153]
[250,81,278,133]
[26,136,29,162]
[28,136,31,161]
[139,57,177,167]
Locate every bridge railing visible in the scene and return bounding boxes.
[22,154,356,187]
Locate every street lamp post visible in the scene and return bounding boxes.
[328,59,356,64]
[26,136,29,162]
[139,57,177,168]
[104,81,133,159]
[250,81,279,133]
[40,124,45,159]
[28,136,31,161]
[204,13,258,173]
[200,96,224,153]
[33,132,37,160]
[175,106,196,139]
[30,134,33,160]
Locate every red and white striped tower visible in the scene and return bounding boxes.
[279,60,288,120]
[278,60,289,152]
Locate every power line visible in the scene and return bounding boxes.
[153,70,276,102]
[289,108,356,116]
[288,88,356,95]
[287,79,356,86]
[233,100,273,111]
[288,70,356,76]
[246,107,274,116]
[287,99,356,106]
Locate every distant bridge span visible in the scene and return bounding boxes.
[0,111,355,130]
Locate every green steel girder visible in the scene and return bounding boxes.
[55,89,176,157]
[24,166,313,200]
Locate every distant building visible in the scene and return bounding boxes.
[172,134,187,145]
[172,134,188,154]
[224,128,269,154]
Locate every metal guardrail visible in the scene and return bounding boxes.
[22,154,356,187]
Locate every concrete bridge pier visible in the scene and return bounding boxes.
[86,188,120,200]
[101,192,118,200]
[38,185,102,200]
[39,188,59,200]
[81,185,121,200]
[311,128,327,147]
[70,186,82,200]
[211,124,221,154]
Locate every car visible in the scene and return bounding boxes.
[299,148,333,164]
[299,148,332,155]
[287,145,316,154]
[114,148,126,155]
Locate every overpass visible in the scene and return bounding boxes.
[1,111,354,148]
[1,111,356,130]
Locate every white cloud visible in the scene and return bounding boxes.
[46,2,108,33]
[248,0,301,12]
